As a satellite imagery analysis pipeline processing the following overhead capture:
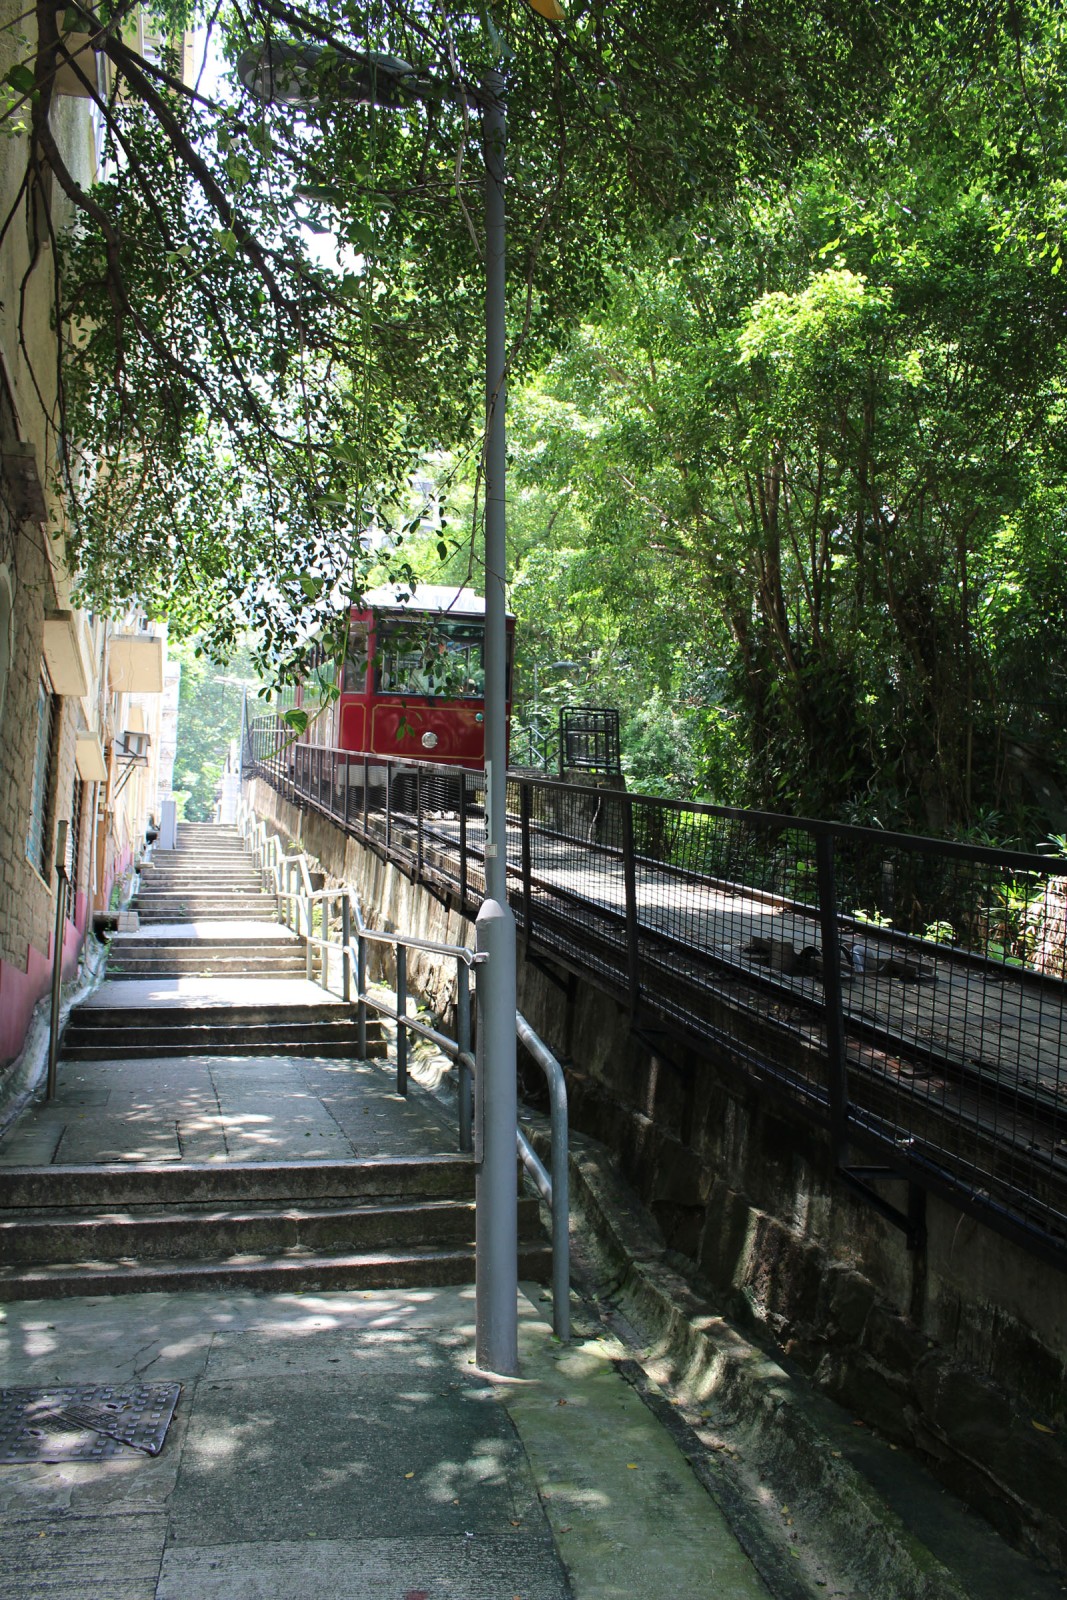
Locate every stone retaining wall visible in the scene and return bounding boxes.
[248,775,1067,1567]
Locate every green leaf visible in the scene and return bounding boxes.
[282,708,309,734]
[347,220,377,253]
[5,64,36,96]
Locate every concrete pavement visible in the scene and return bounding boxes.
[0,1283,774,1600]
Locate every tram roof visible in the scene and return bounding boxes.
[358,584,512,620]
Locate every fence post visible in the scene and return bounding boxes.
[459,773,469,905]
[417,766,424,882]
[396,942,408,1095]
[520,780,533,950]
[815,830,849,1165]
[386,766,393,852]
[457,959,473,1153]
[621,796,641,1015]
[363,753,369,834]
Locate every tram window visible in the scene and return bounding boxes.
[344,623,368,692]
[376,621,485,697]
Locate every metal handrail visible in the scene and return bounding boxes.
[234,794,570,1337]
[516,1012,570,1341]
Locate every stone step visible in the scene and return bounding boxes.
[167,847,248,857]
[60,1025,386,1060]
[137,907,279,923]
[0,1240,554,1301]
[68,1002,364,1029]
[136,896,279,908]
[139,873,265,888]
[135,896,278,908]
[135,889,275,901]
[62,1039,385,1060]
[106,954,308,976]
[0,1195,548,1265]
[0,1155,475,1209]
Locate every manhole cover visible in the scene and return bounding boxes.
[0,1383,181,1463]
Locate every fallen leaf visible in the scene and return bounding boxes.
[1033,1419,1054,1433]
[626,1462,638,1470]
[404,1471,415,1479]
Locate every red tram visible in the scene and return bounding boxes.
[296,584,514,778]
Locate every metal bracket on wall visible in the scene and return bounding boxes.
[524,949,574,996]
[629,1022,693,1082]
[838,1164,927,1251]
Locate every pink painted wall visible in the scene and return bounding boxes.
[0,895,87,1066]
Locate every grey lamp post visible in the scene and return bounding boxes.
[238,40,519,1375]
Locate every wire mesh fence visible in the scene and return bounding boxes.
[245,716,1067,1263]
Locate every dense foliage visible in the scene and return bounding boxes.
[5,0,1067,835]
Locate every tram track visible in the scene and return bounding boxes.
[245,748,1067,1259]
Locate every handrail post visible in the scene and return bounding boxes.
[306,886,314,982]
[416,766,424,882]
[342,894,351,1004]
[357,933,368,1058]
[621,796,641,1016]
[320,897,330,991]
[815,830,849,1165]
[549,1072,570,1342]
[396,942,408,1095]
[457,960,473,1152]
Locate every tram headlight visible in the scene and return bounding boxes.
[421,731,439,750]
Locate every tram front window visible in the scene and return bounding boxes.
[377,621,485,697]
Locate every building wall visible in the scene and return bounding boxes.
[0,0,168,1071]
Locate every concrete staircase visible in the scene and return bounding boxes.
[0,1157,547,1300]
[0,821,550,1299]
[60,999,387,1060]
[132,820,280,924]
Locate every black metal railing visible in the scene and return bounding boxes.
[559,706,621,774]
[245,714,1067,1269]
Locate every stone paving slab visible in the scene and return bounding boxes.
[0,1285,772,1600]
[0,1056,457,1167]
[81,977,345,1011]
[111,922,300,944]
[156,1536,568,1600]
[0,1511,167,1599]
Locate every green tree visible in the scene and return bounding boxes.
[1,0,997,675]
[171,642,257,820]
[518,155,1067,833]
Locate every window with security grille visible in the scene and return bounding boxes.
[26,671,56,877]
[69,776,85,898]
